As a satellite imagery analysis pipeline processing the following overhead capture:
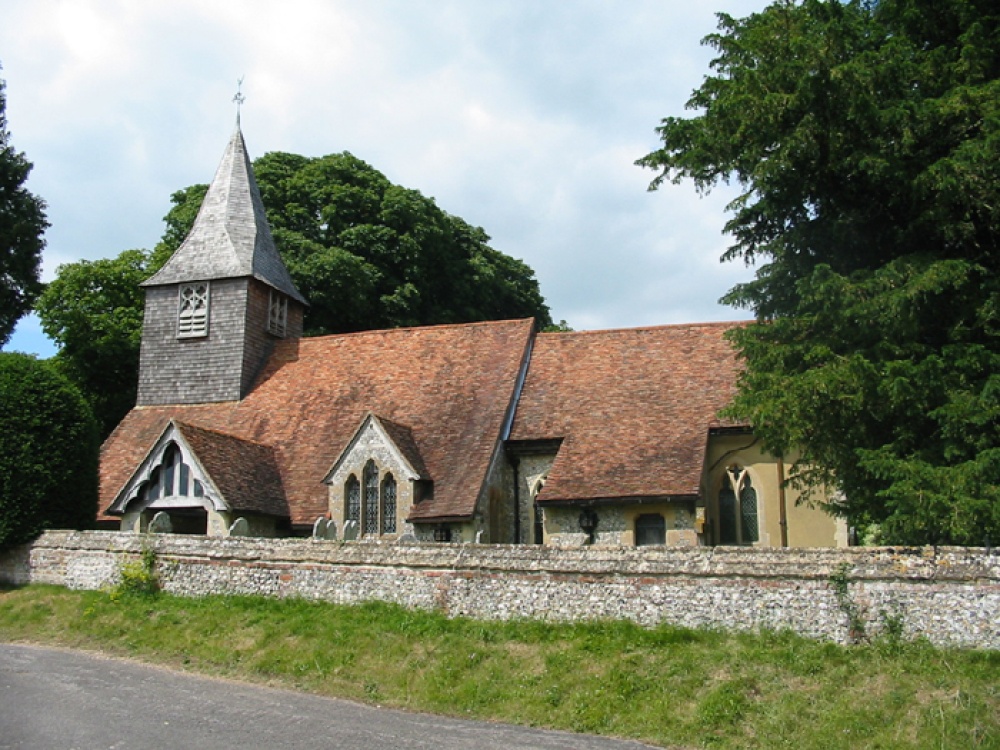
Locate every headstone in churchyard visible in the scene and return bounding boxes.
[343,520,359,541]
[229,517,250,537]
[312,517,328,539]
[397,533,417,544]
[149,511,172,534]
[325,520,338,540]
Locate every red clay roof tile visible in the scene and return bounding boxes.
[509,322,744,504]
[100,318,534,526]
[174,421,288,518]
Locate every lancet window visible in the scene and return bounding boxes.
[343,461,400,538]
[718,465,759,545]
[381,474,397,534]
[345,475,361,524]
[364,460,379,535]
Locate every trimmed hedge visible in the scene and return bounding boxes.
[0,352,98,548]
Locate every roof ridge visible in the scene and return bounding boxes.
[296,317,535,345]
[538,319,749,337]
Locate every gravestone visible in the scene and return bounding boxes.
[229,517,250,537]
[324,520,338,540]
[149,511,172,534]
[342,520,359,541]
[312,517,328,539]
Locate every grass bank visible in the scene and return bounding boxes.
[0,584,997,749]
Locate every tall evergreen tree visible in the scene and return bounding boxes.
[639,0,1000,544]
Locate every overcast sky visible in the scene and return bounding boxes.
[2,0,765,357]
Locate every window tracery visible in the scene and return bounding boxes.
[136,443,204,505]
[178,283,209,337]
[341,461,402,539]
[718,465,759,545]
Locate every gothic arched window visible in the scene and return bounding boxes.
[718,465,759,545]
[381,474,397,534]
[363,460,379,536]
[345,474,360,524]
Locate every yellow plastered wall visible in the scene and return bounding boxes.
[703,433,847,548]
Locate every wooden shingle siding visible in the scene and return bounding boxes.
[138,279,253,405]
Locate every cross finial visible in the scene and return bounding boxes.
[233,76,246,125]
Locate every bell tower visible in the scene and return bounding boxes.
[136,123,307,405]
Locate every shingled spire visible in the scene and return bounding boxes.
[136,123,307,406]
[143,123,305,304]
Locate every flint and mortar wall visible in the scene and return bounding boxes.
[2,531,998,649]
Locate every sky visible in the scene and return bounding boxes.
[1,0,766,357]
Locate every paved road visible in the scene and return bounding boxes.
[0,644,663,750]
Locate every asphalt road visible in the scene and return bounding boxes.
[0,644,663,750]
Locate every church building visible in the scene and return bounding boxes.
[99,124,847,548]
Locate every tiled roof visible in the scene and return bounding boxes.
[142,124,306,304]
[174,421,288,518]
[508,322,744,504]
[372,414,431,479]
[100,318,534,525]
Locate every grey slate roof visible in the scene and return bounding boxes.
[142,124,307,304]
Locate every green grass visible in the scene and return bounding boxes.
[1,584,998,749]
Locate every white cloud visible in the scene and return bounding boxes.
[2,0,766,354]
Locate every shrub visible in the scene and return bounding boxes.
[0,352,99,549]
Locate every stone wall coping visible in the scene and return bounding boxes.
[30,531,1000,583]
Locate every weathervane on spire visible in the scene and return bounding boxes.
[233,76,246,125]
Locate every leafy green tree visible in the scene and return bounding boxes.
[35,249,150,438]
[157,151,553,335]
[41,151,552,438]
[638,0,1000,544]
[0,352,98,549]
[0,68,47,347]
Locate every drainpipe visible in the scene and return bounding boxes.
[777,457,788,548]
[511,455,521,544]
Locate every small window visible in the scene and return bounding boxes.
[178,283,209,338]
[363,460,379,536]
[268,291,288,337]
[345,475,360,524]
[381,474,397,534]
[635,513,666,546]
[433,525,452,543]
